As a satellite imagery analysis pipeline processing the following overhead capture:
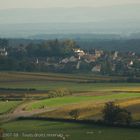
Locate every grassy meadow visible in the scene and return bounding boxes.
[1,120,140,140]
[0,72,140,140]
[0,101,21,114]
[0,72,139,92]
[26,93,140,110]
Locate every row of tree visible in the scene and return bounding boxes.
[0,39,79,71]
[8,39,77,59]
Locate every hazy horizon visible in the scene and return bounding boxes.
[0,0,140,9]
[0,1,140,38]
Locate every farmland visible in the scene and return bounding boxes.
[0,72,140,139]
[0,72,139,93]
[1,120,140,140]
[26,93,140,110]
[0,101,21,114]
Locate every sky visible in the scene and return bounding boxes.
[0,0,140,9]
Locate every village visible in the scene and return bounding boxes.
[0,45,140,76]
[58,48,140,75]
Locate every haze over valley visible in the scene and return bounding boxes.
[0,4,140,38]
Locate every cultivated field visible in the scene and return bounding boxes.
[0,101,21,114]
[1,120,140,140]
[0,72,140,140]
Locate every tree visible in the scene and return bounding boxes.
[0,128,3,140]
[0,39,8,48]
[102,102,132,125]
[69,109,80,120]
[115,110,132,125]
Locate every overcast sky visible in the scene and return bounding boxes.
[0,0,140,9]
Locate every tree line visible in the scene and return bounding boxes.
[0,39,77,71]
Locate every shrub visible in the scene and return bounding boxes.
[0,128,3,140]
[69,109,80,120]
[102,102,132,125]
[48,88,72,98]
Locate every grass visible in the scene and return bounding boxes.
[0,72,140,139]
[38,98,140,121]
[0,71,126,82]
[26,93,140,110]
[0,81,140,93]
[0,72,140,93]
[0,72,140,120]
[1,120,140,140]
[0,101,21,114]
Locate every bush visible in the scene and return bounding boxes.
[102,102,132,125]
[0,128,3,140]
[48,88,72,98]
[69,109,80,120]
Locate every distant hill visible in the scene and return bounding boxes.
[77,39,140,53]
[6,38,140,54]
[30,33,122,40]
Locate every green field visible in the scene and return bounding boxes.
[0,72,140,118]
[26,93,140,110]
[0,81,140,92]
[0,72,139,92]
[0,101,21,114]
[1,120,140,140]
[0,72,140,140]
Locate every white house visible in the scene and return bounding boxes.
[73,48,85,60]
[0,48,8,56]
[113,51,118,60]
[91,65,101,72]
[128,60,134,66]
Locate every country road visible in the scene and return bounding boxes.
[0,101,57,122]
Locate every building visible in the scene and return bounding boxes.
[60,56,78,64]
[84,54,96,63]
[73,48,85,59]
[113,51,118,60]
[128,60,134,66]
[0,48,8,56]
[60,58,69,64]
[69,56,78,62]
[91,65,101,72]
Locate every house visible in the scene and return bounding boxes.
[69,56,78,62]
[73,48,85,59]
[126,60,134,69]
[113,51,118,60]
[74,48,84,54]
[84,54,96,63]
[60,56,78,64]
[60,58,69,64]
[128,52,136,56]
[0,48,8,56]
[128,60,134,66]
[91,65,101,72]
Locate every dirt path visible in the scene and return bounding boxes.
[0,101,57,122]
